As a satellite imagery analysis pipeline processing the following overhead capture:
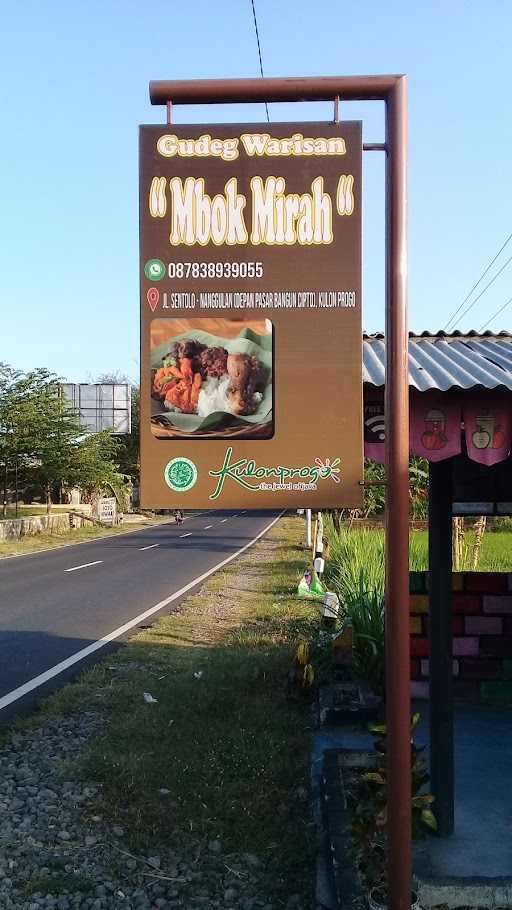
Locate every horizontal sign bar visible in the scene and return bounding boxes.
[150,74,403,106]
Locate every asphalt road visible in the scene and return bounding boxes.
[0,509,282,721]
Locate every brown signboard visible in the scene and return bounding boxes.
[140,121,363,509]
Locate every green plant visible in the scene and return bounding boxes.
[344,579,385,695]
[409,457,429,520]
[350,713,437,894]
[362,459,386,517]
[324,520,385,600]
[408,532,427,570]
[359,457,429,520]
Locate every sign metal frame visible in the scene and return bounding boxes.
[148,74,409,910]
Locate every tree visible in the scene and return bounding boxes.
[0,364,126,514]
[0,365,60,516]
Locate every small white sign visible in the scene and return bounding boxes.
[98,497,117,525]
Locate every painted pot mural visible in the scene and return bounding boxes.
[421,409,447,451]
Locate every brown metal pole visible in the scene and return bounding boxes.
[385,76,411,910]
[428,459,455,835]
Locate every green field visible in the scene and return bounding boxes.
[410,528,512,571]
[325,522,512,602]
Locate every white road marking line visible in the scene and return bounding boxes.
[204,525,213,530]
[0,512,284,713]
[220,518,228,522]
[64,561,103,573]
[0,510,217,564]
[180,532,192,538]
[139,544,160,551]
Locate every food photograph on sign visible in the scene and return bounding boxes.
[150,317,273,438]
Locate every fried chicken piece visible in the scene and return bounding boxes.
[165,379,196,414]
[200,346,228,378]
[227,354,268,415]
[177,340,206,360]
[180,357,194,381]
[227,353,252,390]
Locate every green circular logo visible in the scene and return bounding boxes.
[144,258,166,281]
[164,457,198,493]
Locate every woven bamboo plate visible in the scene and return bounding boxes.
[151,417,273,440]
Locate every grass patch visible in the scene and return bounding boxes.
[33,516,318,905]
[2,504,72,519]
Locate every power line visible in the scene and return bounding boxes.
[444,231,512,330]
[479,294,512,332]
[250,0,270,122]
[444,250,512,329]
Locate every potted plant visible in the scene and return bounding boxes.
[349,713,436,908]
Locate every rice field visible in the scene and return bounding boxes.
[324,519,512,603]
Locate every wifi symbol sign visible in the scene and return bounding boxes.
[365,413,385,442]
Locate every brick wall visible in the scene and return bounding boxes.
[409,572,512,704]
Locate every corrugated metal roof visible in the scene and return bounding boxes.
[363,331,512,391]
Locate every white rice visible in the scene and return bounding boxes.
[197,375,235,417]
[164,375,264,417]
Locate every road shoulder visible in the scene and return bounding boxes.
[2,515,316,910]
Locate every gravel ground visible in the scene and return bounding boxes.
[0,711,304,910]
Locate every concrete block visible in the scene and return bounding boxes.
[410,615,423,635]
[451,572,464,591]
[459,657,502,680]
[417,880,511,909]
[410,637,429,658]
[452,615,464,635]
[421,659,459,677]
[480,635,512,657]
[480,681,512,704]
[424,616,464,634]
[453,679,480,701]
[465,615,503,635]
[410,680,429,699]
[410,594,429,614]
[452,594,481,615]
[409,571,426,594]
[453,637,479,656]
[483,594,512,614]
[503,659,512,680]
[465,572,507,593]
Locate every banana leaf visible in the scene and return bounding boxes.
[151,329,272,432]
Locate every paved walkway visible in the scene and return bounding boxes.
[416,703,512,878]
[313,701,512,881]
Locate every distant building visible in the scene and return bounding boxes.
[62,383,131,434]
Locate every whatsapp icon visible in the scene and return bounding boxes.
[144,259,166,281]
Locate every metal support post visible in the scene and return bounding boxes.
[428,459,455,836]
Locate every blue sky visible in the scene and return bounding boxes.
[1,0,511,380]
